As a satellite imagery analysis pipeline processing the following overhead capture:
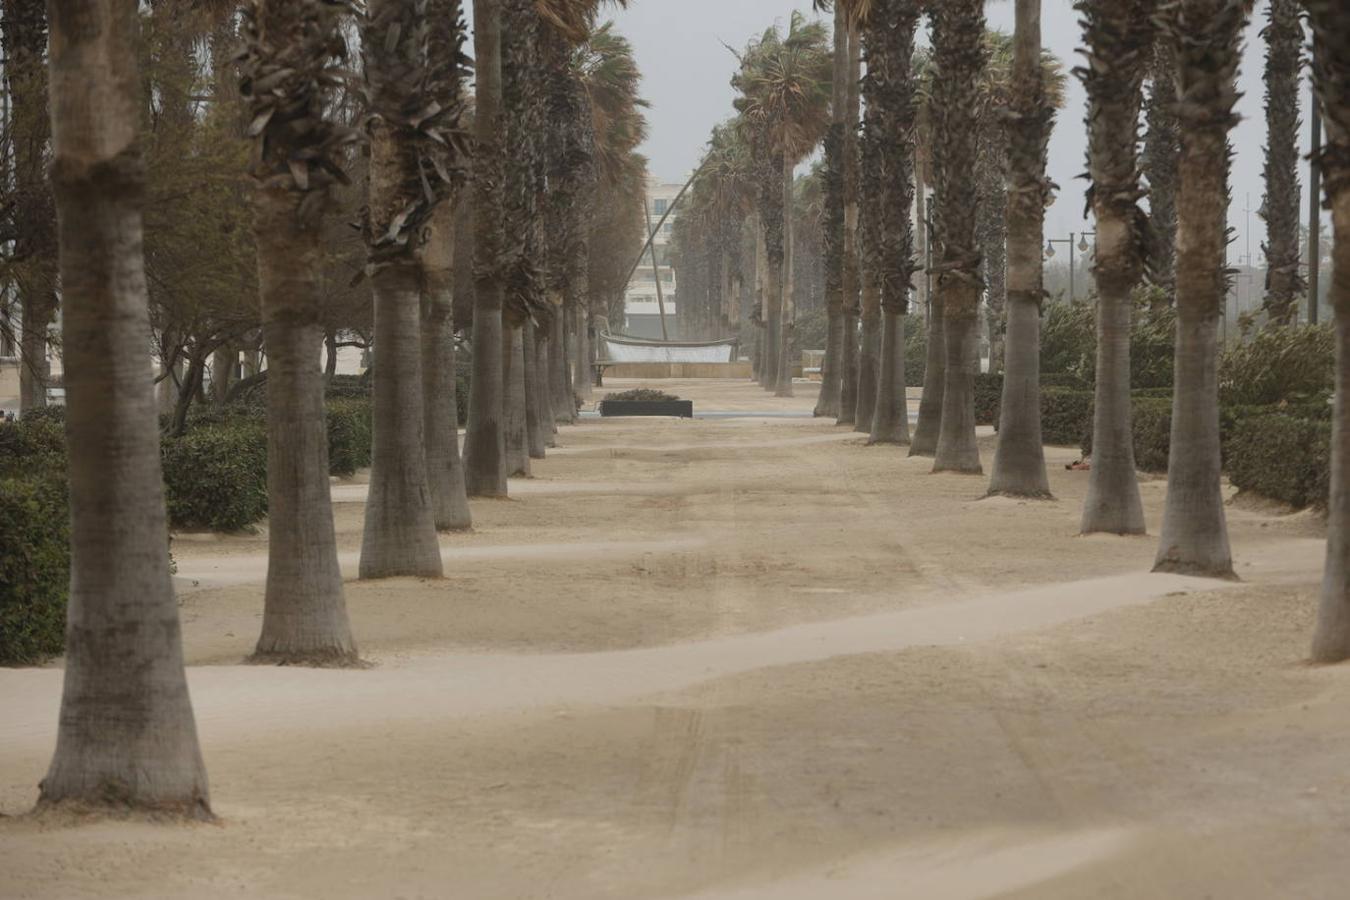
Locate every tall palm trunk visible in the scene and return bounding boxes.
[359,0,446,578]
[423,205,473,530]
[910,292,945,455]
[503,317,530,476]
[39,0,209,815]
[867,0,921,447]
[814,1,849,419]
[524,319,547,458]
[989,0,1053,497]
[3,0,57,413]
[1143,38,1180,294]
[573,305,593,399]
[243,0,360,661]
[1078,0,1155,534]
[930,0,986,475]
[775,153,795,397]
[1260,0,1305,326]
[837,24,862,425]
[855,277,881,433]
[759,155,784,392]
[1307,0,1349,661]
[465,0,508,496]
[1154,0,1245,577]
[550,308,575,422]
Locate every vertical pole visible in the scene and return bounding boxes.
[644,193,670,340]
[1069,234,1076,303]
[1308,81,1322,325]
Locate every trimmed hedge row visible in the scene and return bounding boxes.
[0,474,69,665]
[1228,415,1332,510]
[162,422,269,532]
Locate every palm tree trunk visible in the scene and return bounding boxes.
[1305,0,1350,661]
[361,263,444,577]
[869,310,910,445]
[837,23,862,425]
[1260,0,1306,326]
[253,184,356,664]
[775,154,795,397]
[1153,0,1243,577]
[814,3,850,419]
[909,294,945,456]
[422,205,472,531]
[855,275,880,434]
[930,0,986,475]
[1078,0,1156,534]
[39,0,210,816]
[503,319,530,476]
[989,0,1052,497]
[573,306,593,400]
[524,319,547,458]
[550,307,575,423]
[465,0,508,497]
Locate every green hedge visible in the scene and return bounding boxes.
[161,422,268,531]
[1228,415,1331,510]
[974,373,1002,426]
[0,475,69,665]
[1041,388,1096,447]
[327,398,373,477]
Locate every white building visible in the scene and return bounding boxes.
[622,176,682,339]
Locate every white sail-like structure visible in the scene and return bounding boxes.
[599,332,737,364]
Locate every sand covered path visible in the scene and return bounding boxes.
[2,379,1348,899]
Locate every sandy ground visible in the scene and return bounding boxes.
[2,378,1347,899]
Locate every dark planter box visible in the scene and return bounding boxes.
[598,400,694,418]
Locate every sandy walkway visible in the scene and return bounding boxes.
[1,378,1344,899]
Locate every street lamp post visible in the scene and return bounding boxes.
[1045,233,1076,301]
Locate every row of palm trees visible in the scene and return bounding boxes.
[678,7,1350,648]
[33,0,645,816]
[20,0,1350,820]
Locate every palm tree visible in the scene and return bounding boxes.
[1307,0,1350,661]
[735,13,833,399]
[38,0,210,816]
[1260,0,1305,326]
[1152,0,1248,578]
[464,0,510,496]
[837,24,863,423]
[1,0,58,412]
[929,0,987,475]
[988,0,1060,496]
[864,0,922,447]
[358,0,452,578]
[420,0,475,530]
[1077,0,1155,534]
[1143,38,1180,294]
[910,46,946,458]
[811,0,855,419]
[241,0,363,662]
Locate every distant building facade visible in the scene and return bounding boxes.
[622,176,681,339]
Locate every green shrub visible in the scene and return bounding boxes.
[0,475,69,665]
[604,388,681,402]
[1039,292,1176,389]
[1041,300,1096,382]
[0,416,66,476]
[1228,414,1331,509]
[974,373,1002,426]
[161,422,268,531]
[327,398,373,477]
[326,373,372,400]
[1040,388,1095,446]
[1130,398,1174,473]
[905,317,928,387]
[1220,324,1334,407]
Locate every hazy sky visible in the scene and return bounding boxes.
[608,0,1326,266]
